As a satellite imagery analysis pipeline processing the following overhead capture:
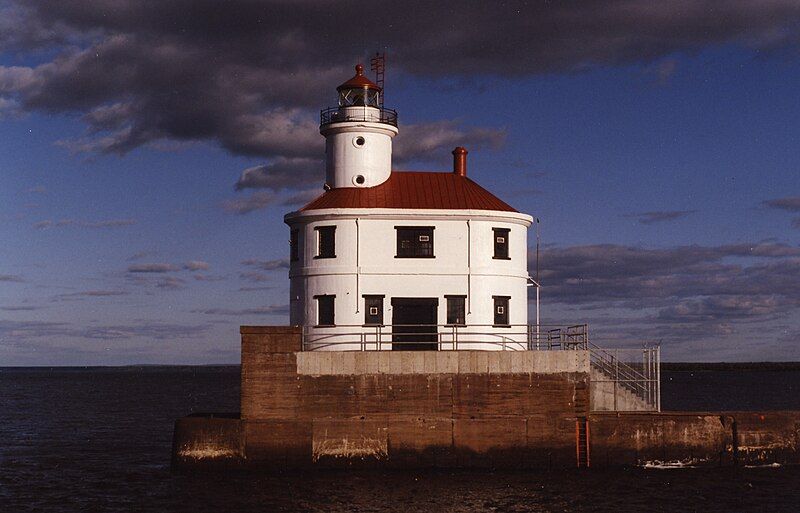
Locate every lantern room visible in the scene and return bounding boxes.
[337,64,381,107]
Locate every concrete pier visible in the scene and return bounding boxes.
[172,326,800,469]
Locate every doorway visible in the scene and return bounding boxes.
[391,298,438,351]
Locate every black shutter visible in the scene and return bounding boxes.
[493,296,510,326]
[446,296,466,326]
[363,295,384,326]
[493,228,510,259]
[316,226,336,258]
[316,295,335,326]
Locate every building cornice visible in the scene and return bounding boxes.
[285,208,534,226]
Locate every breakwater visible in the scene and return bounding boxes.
[172,327,800,469]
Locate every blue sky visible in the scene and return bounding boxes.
[1,1,800,364]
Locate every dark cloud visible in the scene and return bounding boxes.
[238,271,271,283]
[127,263,179,273]
[241,259,289,271]
[238,285,274,292]
[3,1,798,194]
[55,290,129,301]
[192,274,227,282]
[0,319,72,340]
[222,189,319,214]
[34,218,136,229]
[763,196,800,212]
[1,305,42,311]
[0,274,24,283]
[193,305,289,316]
[183,260,210,271]
[624,210,697,225]
[656,295,790,323]
[155,276,186,289]
[222,191,278,215]
[0,319,210,342]
[235,158,322,191]
[764,196,800,229]
[535,242,800,347]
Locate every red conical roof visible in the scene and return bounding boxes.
[300,171,518,212]
[337,64,381,92]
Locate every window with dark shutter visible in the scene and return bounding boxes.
[493,228,510,260]
[363,295,384,326]
[445,295,466,326]
[290,229,299,262]
[315,226,336,258]
[395,226,434,258]
[315,295,335,326]
[493,296,510,327]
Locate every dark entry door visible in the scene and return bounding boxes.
[391,298,438,351]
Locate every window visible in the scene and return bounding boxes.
[493,296,510,327]
[395,226,434,258]
[315,295,335,326]
[493,228,510,260]
[315,226,336,258]
[290,229,299,262]
[446,295,466,326]
[363,295,384,326]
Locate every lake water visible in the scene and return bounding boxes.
[1,366,799,512]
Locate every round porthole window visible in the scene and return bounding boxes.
[354,136,366,147]
[353,175,366,186]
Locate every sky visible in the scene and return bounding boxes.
[1,1,800,365]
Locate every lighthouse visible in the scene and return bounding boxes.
[285,64,534,350]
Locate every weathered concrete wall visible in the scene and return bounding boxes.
[228,325,589,469]
[589,413,734,467]
[172,416,243,467]
[296,349,589,375]
[731,411,800,465]
[172,326,800,470]
[589,411,800,467]
[590,369,652,412]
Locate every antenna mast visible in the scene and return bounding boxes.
[370,52,386,107]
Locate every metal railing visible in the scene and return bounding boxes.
[320,106,398,127]
[300,323,659,411]
[589,343,661,411]
[301,323,588,352]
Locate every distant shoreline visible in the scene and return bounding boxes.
[661,362,800,371]
[3,362,800,371]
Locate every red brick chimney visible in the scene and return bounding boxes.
[452,147,468,177]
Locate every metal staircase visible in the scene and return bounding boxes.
[589,343,660,411]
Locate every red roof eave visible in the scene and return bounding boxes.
[299,171,519,213]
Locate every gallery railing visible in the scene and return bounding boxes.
[320,106,398,127]
[301,323,589,352]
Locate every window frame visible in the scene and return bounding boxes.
[314,294,336,327]
[314,225,336,259]
[394,226,435,259]
[492,295,510,327]
[445,295,467,327]
[362,295,385,326]
[493,227,510,260]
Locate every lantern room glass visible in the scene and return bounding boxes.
[338,87,380,108]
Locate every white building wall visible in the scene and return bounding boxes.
[321,119,398,189]
[286,209,533,350]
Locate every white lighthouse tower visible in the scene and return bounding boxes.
[285,64,534,350]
